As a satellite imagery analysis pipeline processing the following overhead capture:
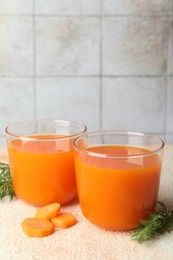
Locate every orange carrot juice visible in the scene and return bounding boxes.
[7,134,77,206]
[75,145,162,231]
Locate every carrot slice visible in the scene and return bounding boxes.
[21,218,54,237]
[51,213,77,229]
[35,203,61,220]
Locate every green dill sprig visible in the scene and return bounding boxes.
[131,202,173,243]
[0,162,15,200]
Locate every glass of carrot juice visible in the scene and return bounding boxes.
[6,119,87,206]
[73,130,164,231]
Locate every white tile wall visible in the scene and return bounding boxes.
[0,0,33,14]
[167,78,173,132]
[102,17,168,76]
[36,17,101,76]
[35,0,101,14]
[0,17,33,76]
[103,0,170,14]
[169,17,173,75]
[166,134,173,143]
[0,0,173,143]
[0,136,7,148]
[36,78,100,131]
[102,78,166,133]
[0,78,34,134]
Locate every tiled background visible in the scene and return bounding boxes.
[0,0,173,144]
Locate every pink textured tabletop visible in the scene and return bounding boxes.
[0,145,173,260]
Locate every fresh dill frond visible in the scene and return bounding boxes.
[131,202,173,243]
[0,162,15,200]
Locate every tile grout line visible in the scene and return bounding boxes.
[0,13,172,17]
[32,0,37,120]
[165,15,172,143]
[162,13,169,142]
[0,75,172,78]
[101,13,173,18]
[171,0,173,11]
[99,0,103,131]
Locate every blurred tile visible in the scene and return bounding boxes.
[167,78,173,132]
[103,0,170,14]
[166,134,173,144]
[0,78,34,134]
[36,78,100,131]
[103,17,168,76]
[36,17,100,76]
[35,0,101,14]
[169,18,173,75]
[0,135,6,147]
[0,135,8,162]
[102,78,166,133]
[0,0,33,14]
[0,17,33,76]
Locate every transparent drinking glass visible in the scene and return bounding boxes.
[74,130,164,231]
[6,119,87,206]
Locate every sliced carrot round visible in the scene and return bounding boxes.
[51,213,77,229]
[35,203,61,220]
[21,218,54,237]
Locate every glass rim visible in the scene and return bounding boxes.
[73,130,165,159]
[5,119,87,141]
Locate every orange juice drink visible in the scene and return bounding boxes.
[6,120,86,206]
[74,131,164,231]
